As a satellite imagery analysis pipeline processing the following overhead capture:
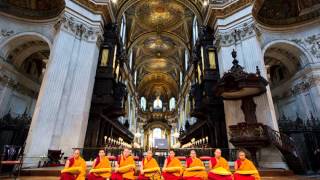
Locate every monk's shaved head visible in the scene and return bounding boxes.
[99,149,106,157]
[169,149,175,158]
[214,148,222,158]
[238,150,246,160]
[123,148,130,157]
[190,150,196,158]
[73,149,81,158]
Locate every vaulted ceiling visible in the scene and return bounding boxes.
[254,0,320,26]
[122,0,197,102]
[0,0,65,20]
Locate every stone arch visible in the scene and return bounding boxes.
[0,32,51,83]
[262,40,312,68]
[0,32,52,58]
[263,40,317,123]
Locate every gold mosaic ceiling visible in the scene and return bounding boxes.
[123,0,195,101]
[135,0,185,30]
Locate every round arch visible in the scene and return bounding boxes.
[143,120,171,131]
[134,55,182,72]
[0,32,52,57]
[262,40,313,66]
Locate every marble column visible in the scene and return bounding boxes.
[215,5,286,168]
[23,5,103,167]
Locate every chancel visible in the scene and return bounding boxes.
[0,0,320,179]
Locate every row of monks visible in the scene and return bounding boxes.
[60,148,260,180]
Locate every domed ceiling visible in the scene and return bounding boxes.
[121,0,196,102]
[0,0,65,20]
[255,0,320,26]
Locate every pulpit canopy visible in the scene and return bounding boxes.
[214,49,268,100]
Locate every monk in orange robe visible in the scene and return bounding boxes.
[208,149,232,180]
[162,150,183,180]
[183,150,208,180]
[234,151,260,180]
[88,149,111,180]
[111,148,136,180]
[138,150,161,180]
[60,149,87,180]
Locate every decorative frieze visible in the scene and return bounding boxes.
[0,29,14,41]
[291,34,320,59]
[0,73,37,97]
[54,14,103,43]
[215,22,259,47]
[287,76,320,96]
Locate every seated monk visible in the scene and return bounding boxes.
[208,149,232,180]
[60,149,86,180]
[183,150,208,180]
[138,150,161,180]
[234,151,260,180]
[162,149,183,180]
[111,148,136,180]
[88,149,111,180]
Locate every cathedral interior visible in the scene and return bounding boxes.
[0,0,320,178]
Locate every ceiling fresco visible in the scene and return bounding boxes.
[0,0,65,19]
[123,0,195,101]
[255,0,320,26]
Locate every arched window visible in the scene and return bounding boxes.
[185,49,189,71]
[153,96,162,109]
[129,50,133,69]
[120,15,126,46]
[140,97,146,111]
[169,97,176,111]
[153,128,162,139]
[134,70,137,85]
[180,72,183,87]
[192,17,199,46]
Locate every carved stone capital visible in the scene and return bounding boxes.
[54,14,103,43]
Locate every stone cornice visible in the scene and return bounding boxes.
[205,0,254,28]
[73,0,114,24]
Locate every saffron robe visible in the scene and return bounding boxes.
[111,155,136,180]
[162,157,183,180]
[183,157,207,180]
[138,157,161,180]
[234,159,260,180]
[208,157,232,180]
[88,156,111,180]
[60,157,86,180]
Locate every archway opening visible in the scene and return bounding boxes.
[0,34,50,150]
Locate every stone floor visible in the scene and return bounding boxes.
[1,176,320,180]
